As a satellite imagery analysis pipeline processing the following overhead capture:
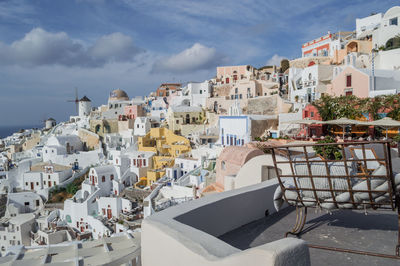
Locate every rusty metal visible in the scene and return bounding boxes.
[285,206,307,237]
[271,140,400,259]
[308,244,400,260]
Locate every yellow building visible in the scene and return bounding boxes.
[135,128,191,188]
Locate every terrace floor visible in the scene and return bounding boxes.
[219,207,400,266]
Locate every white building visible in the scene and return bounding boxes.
[134,117,151,136]
[43,135,83,161]
[356,12,382,39]
[219,115,278,145]
[97,196,132,219]
[42,134,103,169]
[22,162,72,191]
[372,6,400,48]
[149,97,168,120]
[166,157,201,180]
[0,213,36,256]
[61,164,134,239]
[117,148,154,181]
[288,64,333,103]
[7,192,44,215]
[184,81,212,108]
[372,6,400,70]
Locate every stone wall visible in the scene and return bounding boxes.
[247,96,278,115]
[78,129,100,150]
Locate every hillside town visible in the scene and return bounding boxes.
[1,5,400,266]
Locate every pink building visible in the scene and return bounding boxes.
[302,105,323,137]
[216,65,256,84]
[124,105,145,120]
[328,66,369,98]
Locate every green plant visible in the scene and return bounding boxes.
[313,136,342,160]
[393,134,400,143]
[66,183,78,195]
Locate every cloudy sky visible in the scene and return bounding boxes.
[0,0,398,126]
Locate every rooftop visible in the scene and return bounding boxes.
[219,207,400,266]
[0,231,141,265]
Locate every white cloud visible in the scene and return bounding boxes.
[265,54,286,66]
[89,32,143,62]
[0,28,143,67]
[152,43,227,73]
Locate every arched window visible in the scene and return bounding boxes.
[110,175,114,181]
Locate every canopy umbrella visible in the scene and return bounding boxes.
[363,117,400,139]
[322,117,363,139]
[282,119,323,139]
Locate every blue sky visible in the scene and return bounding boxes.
[0,0,399,126]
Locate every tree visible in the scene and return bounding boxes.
[280,59,289,73]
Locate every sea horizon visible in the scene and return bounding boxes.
[0,124,42,139]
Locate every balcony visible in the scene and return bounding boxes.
[142,179,309,266]
[142,177,400,266]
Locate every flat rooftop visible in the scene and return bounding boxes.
[219,207,400,266]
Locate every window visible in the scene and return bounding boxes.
[239,94,242,99]
[102,176,105,182]
[110,175,114,180]
[143,160,146,167]
[221,161,226,170]
[346,75,352,87]
[36,182,39,186]
[36,200,40,206]
[176,120,179,124]
[345,90,353,96]
[200,90,202,94]
[24,202,29,206]
[54,181,56,185]
[133,159,136,165]
[389,17,398,26]
[235,88,238,94]
[25,182,28,186]
[311,112,314,117]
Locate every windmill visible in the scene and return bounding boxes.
[67,87,79,115]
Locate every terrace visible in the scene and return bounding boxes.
[141,141,400,266]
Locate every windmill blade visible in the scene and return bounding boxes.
[75,87,78,101]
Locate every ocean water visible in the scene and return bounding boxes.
[0,125,42,139]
